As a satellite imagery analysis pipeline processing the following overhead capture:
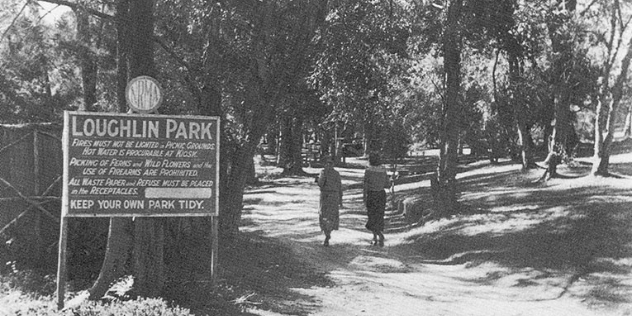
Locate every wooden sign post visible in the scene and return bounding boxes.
[56,110,220,309]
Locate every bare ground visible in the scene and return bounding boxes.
[216,152,632,316]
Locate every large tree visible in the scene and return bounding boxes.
[478,0,546,170]
[154,0,329,239]
[407,0,467,215]
[434,0,465,215]
[540,0,581,179]
[309,0,410,157]
[590,0,632,176]
[87,0,165,299]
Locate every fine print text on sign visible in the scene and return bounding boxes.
[62,111,219,217]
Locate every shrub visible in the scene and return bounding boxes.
[71,298,195,316]
[1,292,194,316]
[0,268,57,296]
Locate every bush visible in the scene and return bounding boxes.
[0,268,57,296]
[1,296,195,316]
[1,268,195,316]
[71,298,195,316]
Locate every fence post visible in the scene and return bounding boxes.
[56,216,68,310]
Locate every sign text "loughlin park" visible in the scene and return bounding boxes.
[71,116,215,140]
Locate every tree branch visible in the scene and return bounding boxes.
[37,0,113,20]
[0,1,28,44]
[153,35,207,107]
[579,0,599,17]
[153,35,192,72]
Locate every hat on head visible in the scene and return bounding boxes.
[368,152,382,166]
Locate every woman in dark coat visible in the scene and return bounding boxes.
[363,153,390,246]
[317,156,342,246]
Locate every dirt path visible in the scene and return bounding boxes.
[239,158,632,316]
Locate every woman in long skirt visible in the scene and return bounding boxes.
[317,156,342,246]
[363,153,390,247]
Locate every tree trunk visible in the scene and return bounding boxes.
[132,218,164,298]
[128,0,155,78]
[507,51,534,170]
[279,115,291,168]
[219,60,274,240]
[435,0,463,216]
[292,117,305,172]
[624,105,631,139]
[90,0,165,299]
[219,89,274,239]
[540,0,576,180]
[116,0,130,113]
[592,32,632,175]
[220,142,258,240]
[88,218,133,299]
[515,121,534,170]
[593,96,616,176]
[88,0,132,300]
[543,86,572,168]
[75,8,98,112]
[127,0,165,297]
[280,115,305,175]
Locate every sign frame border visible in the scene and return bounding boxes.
[61,111,220,218]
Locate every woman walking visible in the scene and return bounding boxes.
[317,156,342,246]
[363,153,390,247]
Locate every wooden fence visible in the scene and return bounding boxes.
[0,123,63,269]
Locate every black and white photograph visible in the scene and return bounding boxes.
[1,0,632,315]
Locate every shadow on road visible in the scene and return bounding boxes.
[386,171,632,307]
[232,152,632,314]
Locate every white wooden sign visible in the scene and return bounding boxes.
[62,111,219,217]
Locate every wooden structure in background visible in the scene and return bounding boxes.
[0,123,63,268]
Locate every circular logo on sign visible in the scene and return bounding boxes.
[126,76,163,113]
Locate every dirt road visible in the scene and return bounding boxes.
[238,158,632,316]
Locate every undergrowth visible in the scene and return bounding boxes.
[0,270,195,316]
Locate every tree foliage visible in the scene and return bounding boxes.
[309,0,410,152]
[0,1,81,122]
[153,0,329,238]
[587,0,632,175]
[1,0,631,279]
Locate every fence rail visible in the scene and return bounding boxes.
[0,123,62,268]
